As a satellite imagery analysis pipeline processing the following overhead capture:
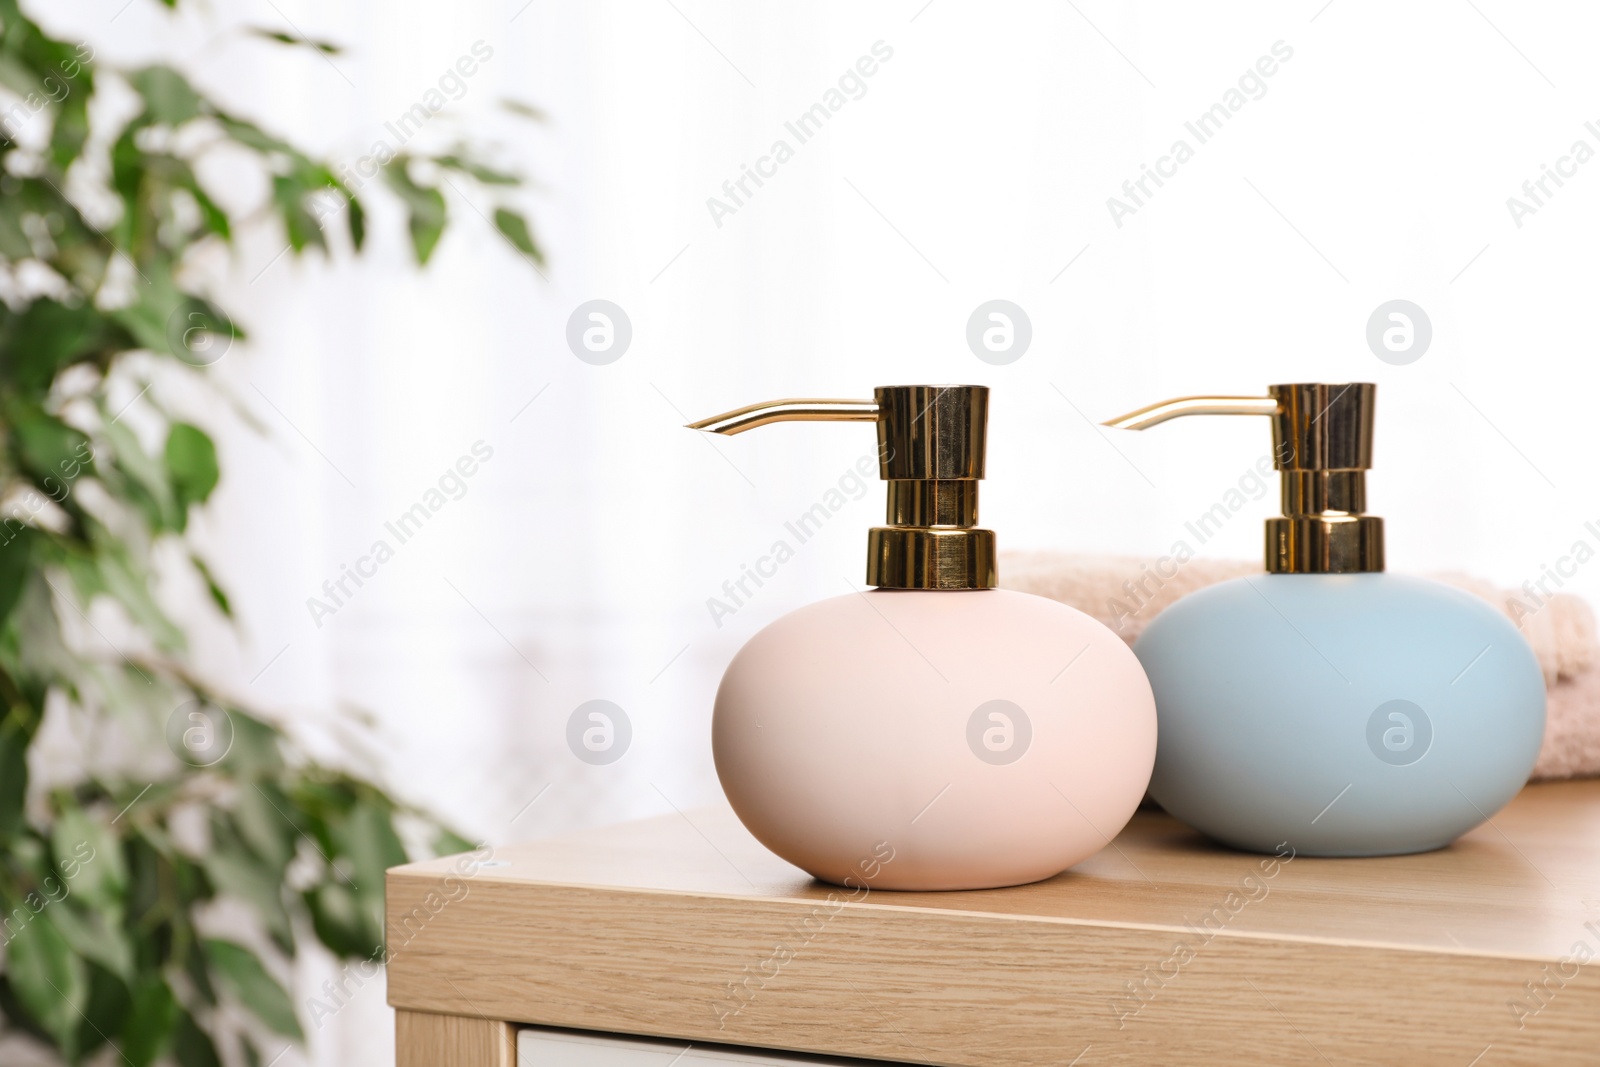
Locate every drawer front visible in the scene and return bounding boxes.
[517,1028,905,1066]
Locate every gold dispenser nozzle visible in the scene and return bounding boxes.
[689,385,996,590]
[1103,383,1384,575]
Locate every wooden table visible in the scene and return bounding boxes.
[386,779,1600,1066]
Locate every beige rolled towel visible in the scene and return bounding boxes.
[1001,551,1600,782]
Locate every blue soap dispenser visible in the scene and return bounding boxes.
[1103,383,1545,857]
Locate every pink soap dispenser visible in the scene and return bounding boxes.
[689,385,1156,890]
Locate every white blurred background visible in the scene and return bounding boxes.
[39,0,1600,1062]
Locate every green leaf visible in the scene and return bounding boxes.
[165,423,219,519]
[50,78,92,170]
[122,829,165,929]
[106,300,167,360]
[105,258,190,356]
[203,939,304,1039]
[305,881,378,957]
[3,299,120,392]
[6,909,87,1058]
[172,1008,222,1067]
[383,161,446,265]
[232,782,296,872]
[0,197,33,259]
[121,978,178,1067]
[165,294,241,363]
[0,705,31,842]
[0,52,40,99]
[492,207,543,265]
[433,826,476,857]
[74,961,131,1058]
[91,540,186,649]
[185,180,232,241]
[98,416,180,531]
[246,26,345,54]
[11,176,111,290]
[190,554,232,617]
[407,191,445,263]
[346,194,366,251]
[181,932,218,1008]
[216,115,294,156]
[271,175,326,254]
[49,899,134,981]
[220,711,284,776]
[109,127,148,253]
[436,153,520,186]
[51,805,127,911]
[335,800,409,899]
[8,404,93,485]
[329,800,408,946]
[0,525,34,637]
[499,98,546,121]
[60,542,112,608]
[128,65,204,125]
[201,820,294,954]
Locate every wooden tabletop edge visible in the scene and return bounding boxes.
[383,868,1579,965]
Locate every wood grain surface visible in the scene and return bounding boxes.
[387,780,1600,1066]
[395,1010,516,1067]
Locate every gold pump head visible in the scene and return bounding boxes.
[688,385,996,590]
[1103,382,1383,575]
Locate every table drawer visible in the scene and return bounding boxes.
[517,1028,906,1066]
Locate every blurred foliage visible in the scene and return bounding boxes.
[0,1,537,1062]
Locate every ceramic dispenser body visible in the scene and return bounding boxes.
[715,588,1156,889]
[1136,573,1543,855]
[1106,383,1546,857]
[693,386,1157,890]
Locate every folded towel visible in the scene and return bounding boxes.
[1001,551,1600,782]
